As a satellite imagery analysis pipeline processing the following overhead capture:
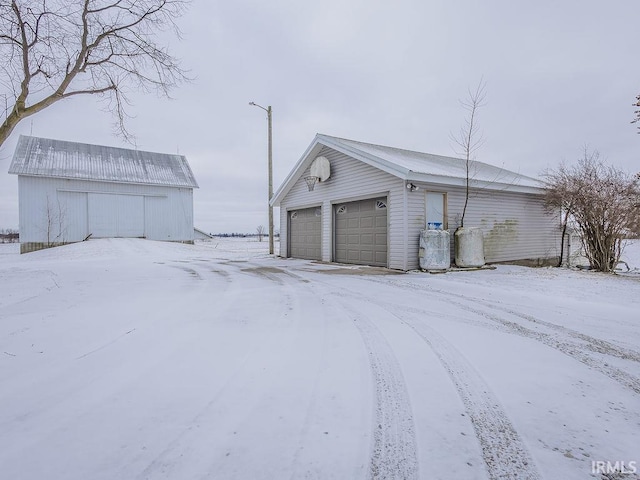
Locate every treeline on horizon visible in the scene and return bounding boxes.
[211,233,280,238]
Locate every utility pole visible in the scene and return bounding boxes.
[250,102,274,255]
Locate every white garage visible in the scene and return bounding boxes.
[9,135,199,253]
[271,134,561,270]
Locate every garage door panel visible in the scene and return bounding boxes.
[347,218,360,228]
[360,251,373,262]
[359,216,374,228]
[334,197,387,267]
[347,250,361,261]
[289,207,321,261]
[361,234,374,245]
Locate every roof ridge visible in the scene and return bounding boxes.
[17,135,186,159]
[318,133,537,181]
[320,134,474,164]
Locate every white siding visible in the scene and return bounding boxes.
[411,182,561,265]
[18,176,194,248]
[279,146,407,270]
[278,145,560,270]
[57,191,88,241]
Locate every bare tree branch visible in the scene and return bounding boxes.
[0,0,191,147]
[632,93,640,133]
[451,79,487,228]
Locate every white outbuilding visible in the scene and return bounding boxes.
[271,134,561,270]
[8,135,198,253]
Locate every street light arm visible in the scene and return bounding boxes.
[249,101,268,113]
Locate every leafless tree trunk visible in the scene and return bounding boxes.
[543,149,640,272]
[0,0,190,147]
[256,225,265,242]
[451,80,486,228]
[42,194,66,247]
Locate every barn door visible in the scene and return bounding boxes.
[88,193,144,238]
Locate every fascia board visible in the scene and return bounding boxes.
[407,172,545,195]
[15,172,198,189]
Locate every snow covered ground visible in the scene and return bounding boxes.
[1,238,639,480]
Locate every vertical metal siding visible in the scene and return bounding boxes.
[279,146,406,269]
[57,191,88,241]
[17,176,194,245]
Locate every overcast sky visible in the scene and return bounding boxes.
[1,0,638,234]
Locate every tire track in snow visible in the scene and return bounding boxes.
[338,300,419,480]
[463,294,640,363]
[241,263,419,479]
[328,286,540,480]
[365,277,640,395]
[131,262,299,480]
[406,319,540,480]
[397,279,640,364]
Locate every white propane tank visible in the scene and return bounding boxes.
[454,227,485,268]
[419,228,450,271]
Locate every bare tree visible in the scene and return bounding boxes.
[543,149,640,272]
[542,152,580,267]
[633,93,640,133]
[0,228,18,243]
[256,225,265,242]
[451,80,486,227]
[0,0,190,147]
[41,194,66,247]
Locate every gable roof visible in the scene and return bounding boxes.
[271,134,544,205]
[8,135,198,188]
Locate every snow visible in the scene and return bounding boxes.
[1,238,639,480]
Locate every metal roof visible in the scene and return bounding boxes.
[8,135,198,188]
[323,136,542,187]
[271,134,545,206]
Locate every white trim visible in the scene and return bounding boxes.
[57,188,167,198]
[21,173,195,190]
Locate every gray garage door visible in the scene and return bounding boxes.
[334,197,388,267]
[289,207,322,260]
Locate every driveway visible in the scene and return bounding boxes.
[0,239,638,479]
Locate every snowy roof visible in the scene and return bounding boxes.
[8,135,198,188]
[272,134,544,205]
